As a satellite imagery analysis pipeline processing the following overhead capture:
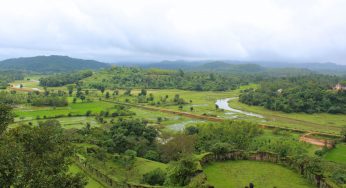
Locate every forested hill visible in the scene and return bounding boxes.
[140,61,314,76]
[0,55,110,73]
[139,60,346,75]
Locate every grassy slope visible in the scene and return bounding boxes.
[324,144,346,164]
[204,160,314,188]
[69,164,105,188]
[88,156,167,184]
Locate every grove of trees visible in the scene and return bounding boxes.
[240,75,346,114]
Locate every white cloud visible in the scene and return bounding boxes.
[0,0,345,64]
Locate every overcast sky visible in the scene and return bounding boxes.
[0,0,346,64]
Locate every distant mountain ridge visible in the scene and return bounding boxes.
[137,60,346,75]
[0,55,110,73]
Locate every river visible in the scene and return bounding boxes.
[215,97,264,118]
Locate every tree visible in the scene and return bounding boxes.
[341,126,346,142]
[185,126,199,135]
[124,88,132,96]
[159,134,196,162]
[67,85,74,96]
[105,92,110,99]
[165,157,198,186]
[79,94,86,102]
[190,106,194,112]
[99,86,105,94]
[139,89,147,96]
[142,168,166,186]
[114,89,119,96]
[0,104,13,135]
[211,142,233,155]
[0,135,24,187]
[0,120,87,187]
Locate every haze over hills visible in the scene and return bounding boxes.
[0,55,110,73]
[0,55,345,75]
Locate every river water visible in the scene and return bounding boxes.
[215,97,264,118]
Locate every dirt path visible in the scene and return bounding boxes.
[299,132,335,148]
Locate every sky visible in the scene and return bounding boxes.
[0,0,346,64]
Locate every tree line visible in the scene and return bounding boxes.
[86,67,251,91]
[39,70,93,87]
[239,75,346,114]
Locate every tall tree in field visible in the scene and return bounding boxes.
[0,104,13,135]
[67,85,74,96]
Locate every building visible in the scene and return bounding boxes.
[334,83,346,91]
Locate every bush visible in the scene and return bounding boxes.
[210,142,233,155]
[144,150,160,161]
[142,168,166,186]
[165,157,198,186]
[185,126,199,135]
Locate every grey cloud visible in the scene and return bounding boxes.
[0,0,345,64]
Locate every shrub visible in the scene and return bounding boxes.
[144,150,160,161]
[142,168,166,186]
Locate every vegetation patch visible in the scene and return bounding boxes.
[204,160,314,188]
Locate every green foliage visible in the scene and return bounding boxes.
[165,157,198,186]
[159,134,196,162]
[185,126,199,135]
[341,126,346,142]
[195,121,262,152]
[0,91,27,105]
[331,169,346,184]
[0,119,87,187]
[142,168,166,186]
[0,55,108,73]
[109,119,158,155]
[40,70,93,87]
[30,95,68,107]
[240,75,346,114]
[87,67,248,91]
[250,135,307,157]
[210,142,234,155]
[0,104,13,135]
[144,150,160,161]
[0,70,25,89]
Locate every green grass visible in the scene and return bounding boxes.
[204,160,314,188]
[69,164,105,188]
[228,98,346,135]
[14,99,114,120]
[10,116,102,129]
[104,86,345,135]
[87,156,167,184]
[324,144,346,164]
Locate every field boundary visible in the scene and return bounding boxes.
[101,100,341,139]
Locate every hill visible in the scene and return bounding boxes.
[137,60,346,75]
[0,55,110,73]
